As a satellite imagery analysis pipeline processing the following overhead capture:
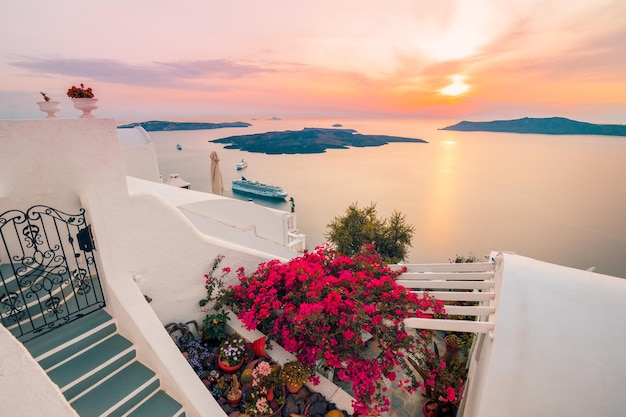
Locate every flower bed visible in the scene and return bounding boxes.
[175,331,350,417]
[214,244,445,415]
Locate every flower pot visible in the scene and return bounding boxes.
[421,400,457,417]
[37,101,61,118]
[259,386,285,417]
[252,336,271,359]
[286,380,303,394]
[71,97,99,118]
[422,399,437,417]
[438,403,457,417]
[217,356,242,373]
[226,390,242,404]
[441,335,461,362]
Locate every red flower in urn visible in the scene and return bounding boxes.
[66,83,94,98]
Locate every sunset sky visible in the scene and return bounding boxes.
[1,0,625,121]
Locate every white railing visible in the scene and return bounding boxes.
[285,213,306,254]
[391,259,501,335]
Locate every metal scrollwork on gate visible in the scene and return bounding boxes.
[0,205,105,342]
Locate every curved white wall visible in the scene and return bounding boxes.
[117,126,161,182]
[0,326,78,417]
[125,176,302,255]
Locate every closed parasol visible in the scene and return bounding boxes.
[210,151,224,195]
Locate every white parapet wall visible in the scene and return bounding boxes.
[125,176,304,258]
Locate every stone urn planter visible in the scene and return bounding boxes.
[37,101,61,118]
[71,98,99,118]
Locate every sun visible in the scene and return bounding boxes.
[440,75,470,96]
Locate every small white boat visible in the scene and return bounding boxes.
[236,159,248,170]
[232,177,287,199]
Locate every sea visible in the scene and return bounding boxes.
[133,117,626,279]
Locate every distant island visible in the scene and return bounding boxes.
[210,127,427,154]
[117,120,251,131]
[441,117,626,136]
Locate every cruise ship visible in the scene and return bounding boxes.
[232,177,288,199]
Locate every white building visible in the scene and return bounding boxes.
[1,119,625,417]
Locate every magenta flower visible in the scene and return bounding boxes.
[215,244,444,414]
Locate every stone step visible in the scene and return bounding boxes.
[21,307,185,416]
[0,259,105,340]
[38,322,117,370]
[126,390,186,417]
[46,334,135,399]
[70,361,160,417]
[23,308,114,359]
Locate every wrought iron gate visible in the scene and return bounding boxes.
[0,205,105,342]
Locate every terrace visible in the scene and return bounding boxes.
[1,119,625,417]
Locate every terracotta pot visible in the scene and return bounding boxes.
[286,380,303,393]
[260,386,285,417]
[422,399,437,417]
[217,356,242,373]
[252,336,271,358]
[227,390,242,404]
[422,400,457,417]
[441,335,461,363]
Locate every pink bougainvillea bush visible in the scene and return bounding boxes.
[215,244,444,415]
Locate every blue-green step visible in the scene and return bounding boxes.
[23,309,114,359]
[48,334,135,400]
[21,309,185,416]
[70,361,160,417]
[1,264,105,342]
[128,390,187,417]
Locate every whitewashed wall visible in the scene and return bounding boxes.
[124,176,302,256]
[116,126,161,182]
[0,119,282,417]
[463,253,626,417]
[0,325,78,417]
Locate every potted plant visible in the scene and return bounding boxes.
[244,360,284,417]
[211,376,229,399]
[202,310,230,342]
[66,83,98,118]
[218,335,246,372]
[37,92,61,118]
[280,359,313,393]
[404,332,470,417]
[226,374,243,404]
[215,244,445,415]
